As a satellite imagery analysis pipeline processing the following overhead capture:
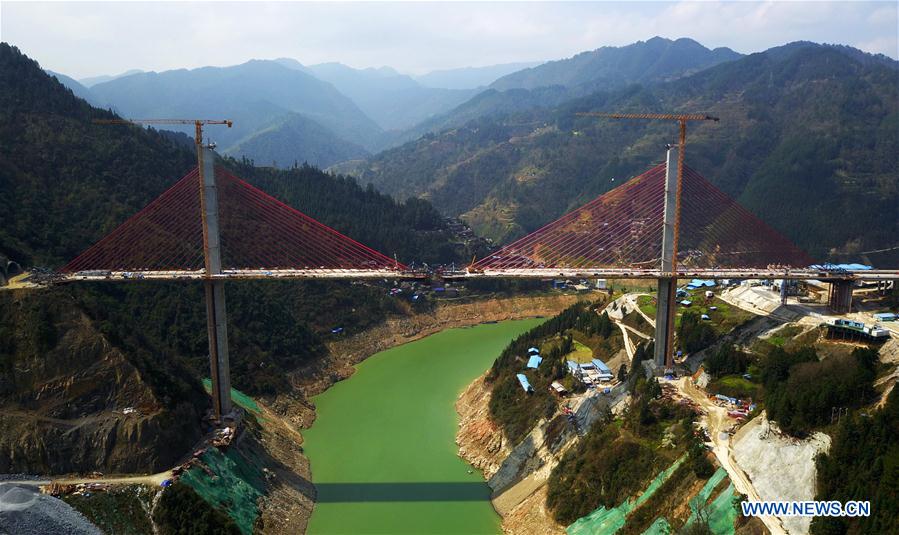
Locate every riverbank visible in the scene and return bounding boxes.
[454,292,635,535]
[455,371,567,535]
[267,292,584,429]
[263,292,583,532]
[304,320,545,534]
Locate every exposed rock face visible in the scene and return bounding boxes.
[456,382,573,534]
[501,486,565,535]
[732,416,830,535]
[0,291,203,474]
[455,374,511,480]
[455,360,627,534]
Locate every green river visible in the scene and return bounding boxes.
[304,319,543,534]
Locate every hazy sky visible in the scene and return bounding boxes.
[2,1,896,79]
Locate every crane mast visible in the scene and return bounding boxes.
[576,112,719,371]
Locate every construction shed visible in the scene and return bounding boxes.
[591,358,612,375]
[516,374,534,393]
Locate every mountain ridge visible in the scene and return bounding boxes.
[354,41,899,265]
[489,36,742,92]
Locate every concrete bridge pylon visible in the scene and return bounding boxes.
[653,147,678,370]
[199,145,232,420]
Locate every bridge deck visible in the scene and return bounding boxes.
[52,268,897,283]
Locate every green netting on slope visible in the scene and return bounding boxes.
[202,377,264,419]
[707,483,738,534]
[641,516,672,535]
[566,455,686,535]
[681,469,737,535]
[180,445,266,535]
[686,468,729,523]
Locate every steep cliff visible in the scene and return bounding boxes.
[0,289,205,474]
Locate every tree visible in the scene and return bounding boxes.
[677,311,716,354]
[688,435,715,479]
[154,482,240,535]
[704,344,751,377]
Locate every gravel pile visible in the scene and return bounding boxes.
[0,483,102,535]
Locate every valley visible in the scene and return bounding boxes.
[2,9,898,535]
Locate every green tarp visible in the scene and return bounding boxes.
[679,468,737,535]
[641,516,672,535]
[202,378,265,419]
[567,456,686,535]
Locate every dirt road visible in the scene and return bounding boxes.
[672,377,788,535]
[3,470,172,488]
[617,323,636,360]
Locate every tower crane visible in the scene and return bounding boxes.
[93,118,232,152]
[92,117,233,266]
[576,112,719,371]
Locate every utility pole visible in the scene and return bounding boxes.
[576,112,718,371]
[94,118,234,420]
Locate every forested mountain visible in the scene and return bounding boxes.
[69,57,485,163]
[297,62,479,131]
[355,42,899,265]
[0,43,461,268]
[490,37,741,92]
[1,47,194,266]
[0,43,468,473]
[223,112,369,169]
[42,38,742,167]
[414,62,543,90]
[45,70,97,105]
[79,68,143,87]
[376,37,743,146]
[84,59,382,167]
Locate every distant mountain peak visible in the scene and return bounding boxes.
[490,37,742,92]
[272,57,306,71]
[414,61,544,90]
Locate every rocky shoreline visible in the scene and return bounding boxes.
[454,370,568,535]
[266,292,583,429]
[265,292,583,531]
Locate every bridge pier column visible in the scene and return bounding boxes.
[653,278,676,368]
[828,280,853,314]
[205,280,232,418]
[199,145,232,420]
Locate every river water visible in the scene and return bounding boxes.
[303,319,543,534]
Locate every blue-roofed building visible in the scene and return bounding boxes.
[591,358,611,375]
[516,373,534,393]
[527,355,543,369]
[566,361,580,374]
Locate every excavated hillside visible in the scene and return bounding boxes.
[0,289,206,474]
